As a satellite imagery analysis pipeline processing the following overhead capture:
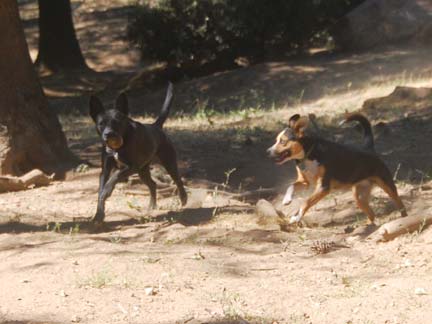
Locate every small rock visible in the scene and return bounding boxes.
[144,287,156,296]
[59,290,68,297]
[71,315,81,323]
[415,288,427,295]
[403,259,413,267]
[371,283,387,290]
[255,199,284,230]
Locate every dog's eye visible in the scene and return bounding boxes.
[279,139,288,145]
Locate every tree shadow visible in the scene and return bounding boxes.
[153,207,216,226]
[0,322,61,324]
[0,218,140,235]
[157,317,278,324]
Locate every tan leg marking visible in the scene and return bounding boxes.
[353,180,375,223]
[290,180,330,223]
[373,177,407,217]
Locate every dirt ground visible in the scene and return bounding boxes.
[2,1,432,324]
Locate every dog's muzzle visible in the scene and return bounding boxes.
[266,147,275,158]
[274,150,291,164]
[267,146,291,164]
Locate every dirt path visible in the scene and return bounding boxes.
[1,180,432,324]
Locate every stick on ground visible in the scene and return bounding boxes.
[374,214,432,242]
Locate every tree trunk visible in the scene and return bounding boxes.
[35,0,87,71]
[0,0,75,177]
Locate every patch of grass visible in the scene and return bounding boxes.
[74,163,90,173]
[218,290,280,323]
[139,215,153,224]
[126,199,142,212]
[68,223,80,235]
[78,270,113,289]
[141,256,161,264]
[194,98,216,122]
[188,99,269,125]
[341,276,351,287]
[109,234,122,244]
[220,289,247,320]
[47,222,62,233]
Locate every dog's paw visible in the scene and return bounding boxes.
[179,191,188,206]
[89,219,109,233]
[289,211,302,224]
[92,211,105,224]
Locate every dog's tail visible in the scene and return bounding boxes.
[154,82,174,128]
[341,113,375,152]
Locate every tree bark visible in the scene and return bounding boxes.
[35,0,87,71]
[0,0,75,177]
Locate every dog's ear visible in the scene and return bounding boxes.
[288,114,301,128]
[293,116,309,138]
[115,92,129,116]
[89,96,104,122]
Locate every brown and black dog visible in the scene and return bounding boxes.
[267,113,407,224]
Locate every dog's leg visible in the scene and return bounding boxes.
[353,180,375,223]
[139,165,157,210]
[283,167,309,205]
[98,153,115,195]
[290,180,329,224]
[93,166,133,223]
[93,153,115,223]
[374,177,407,217]
[157,140,187,206]
[283,181,309,205]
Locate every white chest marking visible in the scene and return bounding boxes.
[302,159,320,184]
[113,152,126,168]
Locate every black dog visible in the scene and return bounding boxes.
[89,83,187,223]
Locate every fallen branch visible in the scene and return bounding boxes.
[0,169,54,193]
[374,214,432,242]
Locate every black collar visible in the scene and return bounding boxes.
[295,143,315,165]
